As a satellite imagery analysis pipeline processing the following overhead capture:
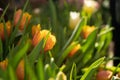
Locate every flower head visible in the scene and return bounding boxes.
[32,24,41,37]
[82,25,95,39]
[0,59,8,70]
[0,21,11,40]
[32,29,56,51]
[83,0,99,14]
[69,11,80,29]
[16,60,24,80]
[69,42,81,57]
[96,70,113,80]
[14,9,31,31]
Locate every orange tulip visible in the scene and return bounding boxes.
[0,59,24,80]
[0,59,8,70]
[14,9,31,31]
[32,29,56,51]
[0,21,11,40]
[69,42,81,57]
[16,60,24,80]
[32,24,41,37]
[82,25,95,39]
[96,70,113,80]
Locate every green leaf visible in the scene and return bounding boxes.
[80,57,105,80]
[28,39,44,66]
[8,65,17,80]
[70,63,77,80]
[11,38,30,68]
[75,29,98,70]
[36,58,45,80]
[25,60,37,80]
[0,4,9,22]
[62,17,86,52]
[49,0,57,26]
[57,42,78,66]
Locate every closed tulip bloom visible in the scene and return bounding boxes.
[69,42,81,57]
[14,9,31,31]
[69,11,80,29]
[32,30,56,51]
[32,24,41,37]
[96,70,113,80]
[83,0,99,14]
[16,60,24,80]
[82,25,95,39]
[0,21,11,40]
[0,59,8,70]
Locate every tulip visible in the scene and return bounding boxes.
[16,60,24,80]
[0,59,24,80]
[0,21,11,40]
[32,29,56,51]
[96,70,113,80]
[69,11,80,29]
[32,24,41,37]
[14,9,31,31]
[82,25,95,39]
[83,0,99,14]
[69,42,81,57]
[56,71,67,80]
[0,59,8,70]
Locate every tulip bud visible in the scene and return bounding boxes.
[56,71,67,80]
[83,0,99,14]
[32,24,41,37]
[96,70,113,80]
[0,59,8,70]
[82,25,95,39]
[16,60,24,80]
[69,11,80,29]
[14,9,31,31]
[69,42,81,57]
[0,21,11,40]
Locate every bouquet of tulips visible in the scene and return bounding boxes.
[0,0,120,80]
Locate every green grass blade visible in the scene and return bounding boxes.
[49,0,57,26]
[62,17,86,51]
[70,63,77,80]
[25,60,37,80]
[11,38,30,68]
[28,39,44,66]
[8,65,17,80]
[0,4,9,22]
[36,58,45,80]
[57,42,78,66]
[80,57,105,80]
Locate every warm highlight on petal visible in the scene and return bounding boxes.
[69,42,81,57]
[82,25,95,39]
[0,59,8,70]
[32,24,41,37]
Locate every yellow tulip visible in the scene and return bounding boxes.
[82,25,95,39]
